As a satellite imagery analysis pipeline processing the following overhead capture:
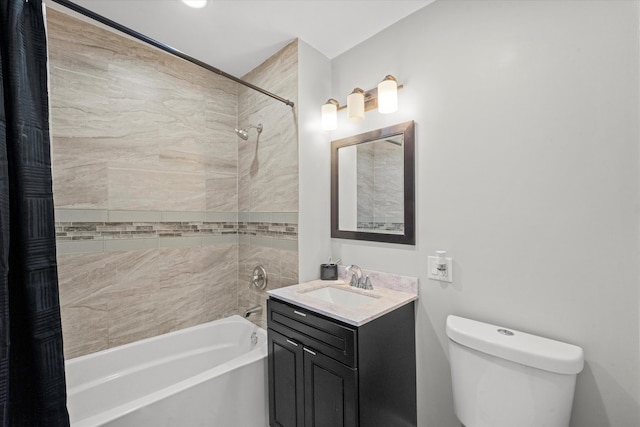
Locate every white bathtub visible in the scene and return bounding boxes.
[65,315,268,427]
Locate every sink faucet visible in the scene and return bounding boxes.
[345,265,373,290]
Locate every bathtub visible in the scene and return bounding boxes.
[65,315,268,427]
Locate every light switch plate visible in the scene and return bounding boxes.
[427,256,453,283]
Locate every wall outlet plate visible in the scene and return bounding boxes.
[427,256,453,283]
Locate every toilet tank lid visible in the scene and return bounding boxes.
[446,315,584,375]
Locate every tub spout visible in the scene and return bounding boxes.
[244,305,263,318]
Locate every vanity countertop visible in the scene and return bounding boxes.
[267,279,418,327]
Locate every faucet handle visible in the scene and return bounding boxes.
[363,276,373,290]
[349,273,358,287]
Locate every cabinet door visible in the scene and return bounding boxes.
[303,347,358,427]
[269,330,305,427]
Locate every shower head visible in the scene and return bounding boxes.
[235,123,263,140]
[235,128,249,140]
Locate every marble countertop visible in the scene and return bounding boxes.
[267,279,418,326]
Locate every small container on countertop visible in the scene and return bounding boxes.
[320,263,338,280]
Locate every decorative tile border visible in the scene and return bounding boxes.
[56,220,298,241]
[237,221,297,240]
[54,210,299,254]
[56,221,237,241]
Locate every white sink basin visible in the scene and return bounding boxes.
[302,286,377,308]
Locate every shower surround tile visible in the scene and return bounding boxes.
[158,136,208,174]
[52,136,160,172]
[49,7,237,215]
[58,244,240,357]
[108,168,206,211]
[107,288,160,348]
[60,305,109,358]
[57,252,118,306]
[155,284,207,334]
[159,246,219,288]
[237,241,299,328]
[206,174,239,211]
[49,9,298,357]
[238,39,299,214]
[53,163,108,209]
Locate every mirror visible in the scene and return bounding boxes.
[331,121,415,245]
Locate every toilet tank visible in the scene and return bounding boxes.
[446,315,584,427]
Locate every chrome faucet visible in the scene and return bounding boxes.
[244,305,263,318]
[345,265,373,290]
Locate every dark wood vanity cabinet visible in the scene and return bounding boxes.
[267,297,416,427]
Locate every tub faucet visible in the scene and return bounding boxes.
[244,305,263,318]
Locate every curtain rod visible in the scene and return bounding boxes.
[49,0,295,108]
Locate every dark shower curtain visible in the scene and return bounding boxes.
[0,0,70,425]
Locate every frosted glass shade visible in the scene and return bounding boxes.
[347,89,365,122]
[182,0,207,8]
[378,76,398,114]
[321,101,338,131]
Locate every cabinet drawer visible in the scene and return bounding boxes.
[268,298,357,367]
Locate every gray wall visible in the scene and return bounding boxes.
[300,0,640,425]
[297,40,332,284]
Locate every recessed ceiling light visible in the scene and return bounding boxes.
[181,0,207,8]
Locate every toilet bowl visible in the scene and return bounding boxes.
[446,315,584,427]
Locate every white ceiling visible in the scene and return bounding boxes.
[54,0,435,77]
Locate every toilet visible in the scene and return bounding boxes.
[446,315,584,427]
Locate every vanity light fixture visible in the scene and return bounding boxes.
[377,75,398,114]
[181,0,207,8]
[321,99,339,131]
[347,88,366,122]
[321,75,403,130]
[321,98,345,131]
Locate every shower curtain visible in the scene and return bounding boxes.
[0,0,70,425]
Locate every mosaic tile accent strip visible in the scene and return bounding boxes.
[56,221,298,241]
[56,222,237,241]
[237,221,298,240]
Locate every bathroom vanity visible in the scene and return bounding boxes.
[267,279,417,427]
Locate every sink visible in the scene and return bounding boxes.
[302,286,378,308]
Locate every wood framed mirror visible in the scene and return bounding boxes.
[331,121,415,245]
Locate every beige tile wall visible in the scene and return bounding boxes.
[47,9,299,359]
[57,244,238,356]
[237,41,300,327]
[238,40,299,213]
[48,9,241,359]
[48,9,238,213]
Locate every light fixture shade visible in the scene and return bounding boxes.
[347,88,365,122]
[377,75,398,114]
[182,0,207,8]
[321,99,338,131]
